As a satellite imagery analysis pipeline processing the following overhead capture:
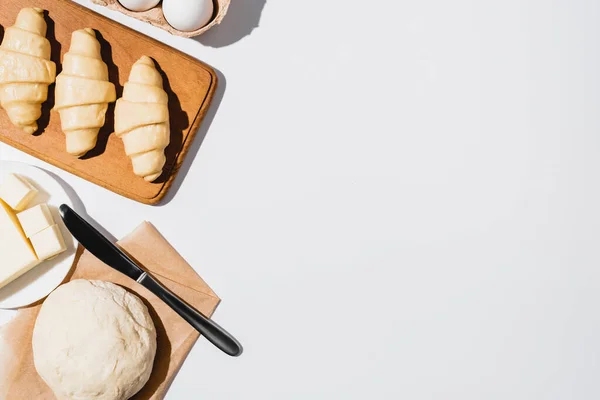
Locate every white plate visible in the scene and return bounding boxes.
[0,161,77,309]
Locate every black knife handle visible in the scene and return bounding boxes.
[139,273,243,357]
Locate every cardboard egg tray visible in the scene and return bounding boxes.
[90,0,230,38]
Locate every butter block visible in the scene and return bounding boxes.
[0,199,40,289]
[17,203,54,238]
[0,174,38,211]
[30,224,67,261]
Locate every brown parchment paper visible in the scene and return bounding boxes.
[0,222,220,400]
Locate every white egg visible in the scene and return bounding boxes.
[118,0,161,12]
[162,0,214,32]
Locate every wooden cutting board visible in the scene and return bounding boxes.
[0,0,217,205]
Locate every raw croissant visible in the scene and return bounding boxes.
[0,8,56,134]
[115,56,170,182]
[55,29,116,156]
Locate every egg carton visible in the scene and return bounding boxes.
[90,0,230,38]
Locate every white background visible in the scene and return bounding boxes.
[2,0,600,398]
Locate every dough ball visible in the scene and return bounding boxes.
[32,279,157,400]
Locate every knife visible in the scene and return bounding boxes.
[59,204,242,357]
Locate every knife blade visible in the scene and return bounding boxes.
[59,204,243,357]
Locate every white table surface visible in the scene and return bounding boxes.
[1,0,600,398]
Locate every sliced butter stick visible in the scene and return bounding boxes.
[0,173,38,211]
[17,203,54,238]
[30,224,66,261]
[0,199,39,289]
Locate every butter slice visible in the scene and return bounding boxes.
[17,203,54,238]
[0,199,40,289]
[0,174,38,211]
[30,224,66,261]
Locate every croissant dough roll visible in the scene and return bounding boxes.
[115,56,170,182]
[0,8,56,134]
[55,29,116,156]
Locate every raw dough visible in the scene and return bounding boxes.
[0,8,56,134]
[115,56,170,182]
[32,279,157,400]
[55,29,116,156]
